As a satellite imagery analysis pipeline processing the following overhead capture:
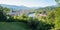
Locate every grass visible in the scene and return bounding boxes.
[0,22,31,30]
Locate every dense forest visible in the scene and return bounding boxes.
[0,0,60,30]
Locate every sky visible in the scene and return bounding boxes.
[0,0,56,7]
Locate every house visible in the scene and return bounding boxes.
[37,14,47,17]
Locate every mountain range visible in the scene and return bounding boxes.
[0,4,57,11]
[0,4,32,10]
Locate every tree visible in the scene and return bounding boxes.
[54,7,60,29]
[47,10,55,24]
[55,0,60,6]
[0,6,10,21]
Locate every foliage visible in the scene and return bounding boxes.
[46,10,55,24]
[54,7,60,28]
[0,6,11,21]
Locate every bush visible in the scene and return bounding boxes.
[27,18,39,30]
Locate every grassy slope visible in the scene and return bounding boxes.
[0,22,31,30]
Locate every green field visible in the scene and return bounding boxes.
[0,22,31,30]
